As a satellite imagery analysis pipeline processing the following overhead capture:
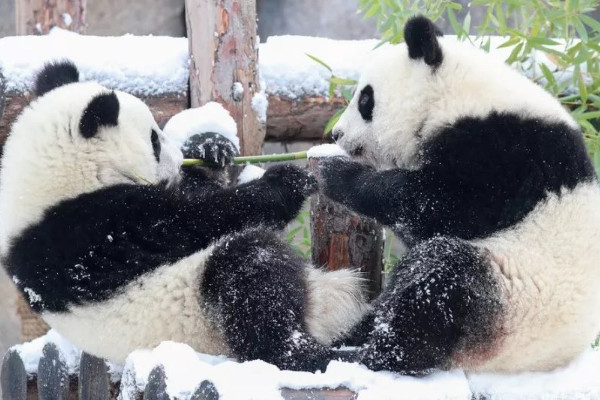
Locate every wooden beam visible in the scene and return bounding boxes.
[16,0,87,35]
[185,0,264,156]
[309,158,383,299]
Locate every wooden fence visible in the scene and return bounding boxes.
[1,344,358,400]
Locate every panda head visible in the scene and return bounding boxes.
[0,61,182,251]
[332,16,575,169]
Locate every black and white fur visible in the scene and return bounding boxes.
[0,61,368,370]
[322,16,600,374]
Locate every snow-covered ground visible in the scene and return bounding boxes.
[10,330,600,400]
[0,29,577,100]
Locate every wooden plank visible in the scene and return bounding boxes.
[16,0,87,35]
[1,350,27,400]
[185,0,265,156]
[266,95,344,141]
[37,343,69,400]
[143,366,168,400]
[189,380,219,400]
[78,353,109,400]
[309,158,383,299]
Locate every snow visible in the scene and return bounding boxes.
[232,82,244,101]
[237,165,265,184]
[9,332,600,400]
[0,32,580,101]
[307,144,349,158]
[162,102,240,151]
[259,36,379,99]
[0,28,189,96]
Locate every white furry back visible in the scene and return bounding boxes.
[304,267,370,345]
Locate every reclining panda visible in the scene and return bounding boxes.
[0,61,368,371]
[321,16,600,374]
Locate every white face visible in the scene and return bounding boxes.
[0,82,183,252]
[333,35,576,170]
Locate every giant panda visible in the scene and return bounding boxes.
[320,16,600,374]
[0,61,368,371]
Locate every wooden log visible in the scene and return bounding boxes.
[266,95,345,141]
[78,353,109,400]
[309,158,383,299]
[143,366,168,400]
[16,0,86,35]
[1,350,27,400]
[185,0,264,156]
[280,388,357,400]
[16,0,87,35]
[37,343,69,400]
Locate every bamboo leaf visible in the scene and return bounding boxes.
[330,76,358,86]
[324,107,346,136]
[305,53,333,72]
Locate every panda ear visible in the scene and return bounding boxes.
[34,60,79,97]
[79,92,120,138]
[404,15,444,68]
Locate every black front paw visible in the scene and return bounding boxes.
[262,163,318,202]
[319,157,370,204]
[182,132,239,167]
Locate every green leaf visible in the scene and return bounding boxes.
[305,53,332,73]
[539,63,558,92]
[330,76,358,86]
[341,87,354,103]
[497,36,522,49]
[323,107,346,136]
[580,14,600,33]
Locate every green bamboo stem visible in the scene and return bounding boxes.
[182,151,308,167]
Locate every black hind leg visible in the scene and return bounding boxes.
[358,236,503,374]
[201,229,333,371]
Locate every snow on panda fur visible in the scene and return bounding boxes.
[320,16,600,374]
[0,61,368,370]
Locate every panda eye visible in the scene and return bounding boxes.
[151,129,161,162]
[358,85,374,122]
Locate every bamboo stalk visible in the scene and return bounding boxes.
[182,151,308,167]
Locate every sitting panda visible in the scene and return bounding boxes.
[0,61,368,371]
[320,16,600,374]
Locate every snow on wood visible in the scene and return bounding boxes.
[9,332,600,400]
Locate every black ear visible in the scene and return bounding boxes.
[34,61,79,97]
[79,92,120,138]
[404,16,444,68]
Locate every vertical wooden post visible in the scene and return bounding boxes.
[309,159,383,299]
[185,0,265,156]
[16,0,87,35]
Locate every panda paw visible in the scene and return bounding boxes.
[318,157,370,204]
[182,132,239,167]
[262,164,318,199]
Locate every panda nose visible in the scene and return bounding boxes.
[331,128,344,142]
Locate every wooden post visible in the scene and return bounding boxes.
[185,0,264,156]
[309,159,383,299]
[16,0,87,35]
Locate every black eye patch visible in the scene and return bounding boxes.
[151,130,161,162]
[358,85,374,122]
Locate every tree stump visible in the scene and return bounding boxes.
[309,158,383,299]
[16,0,87,35]
[184,0,264,156]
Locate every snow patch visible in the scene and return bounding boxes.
[252,91,268,123]
[238,165,265,184]
[307,144,349,158]
[232,82,244,101]
[162,102,239,151]
[0,28,189,96]
[259,35,380,99]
